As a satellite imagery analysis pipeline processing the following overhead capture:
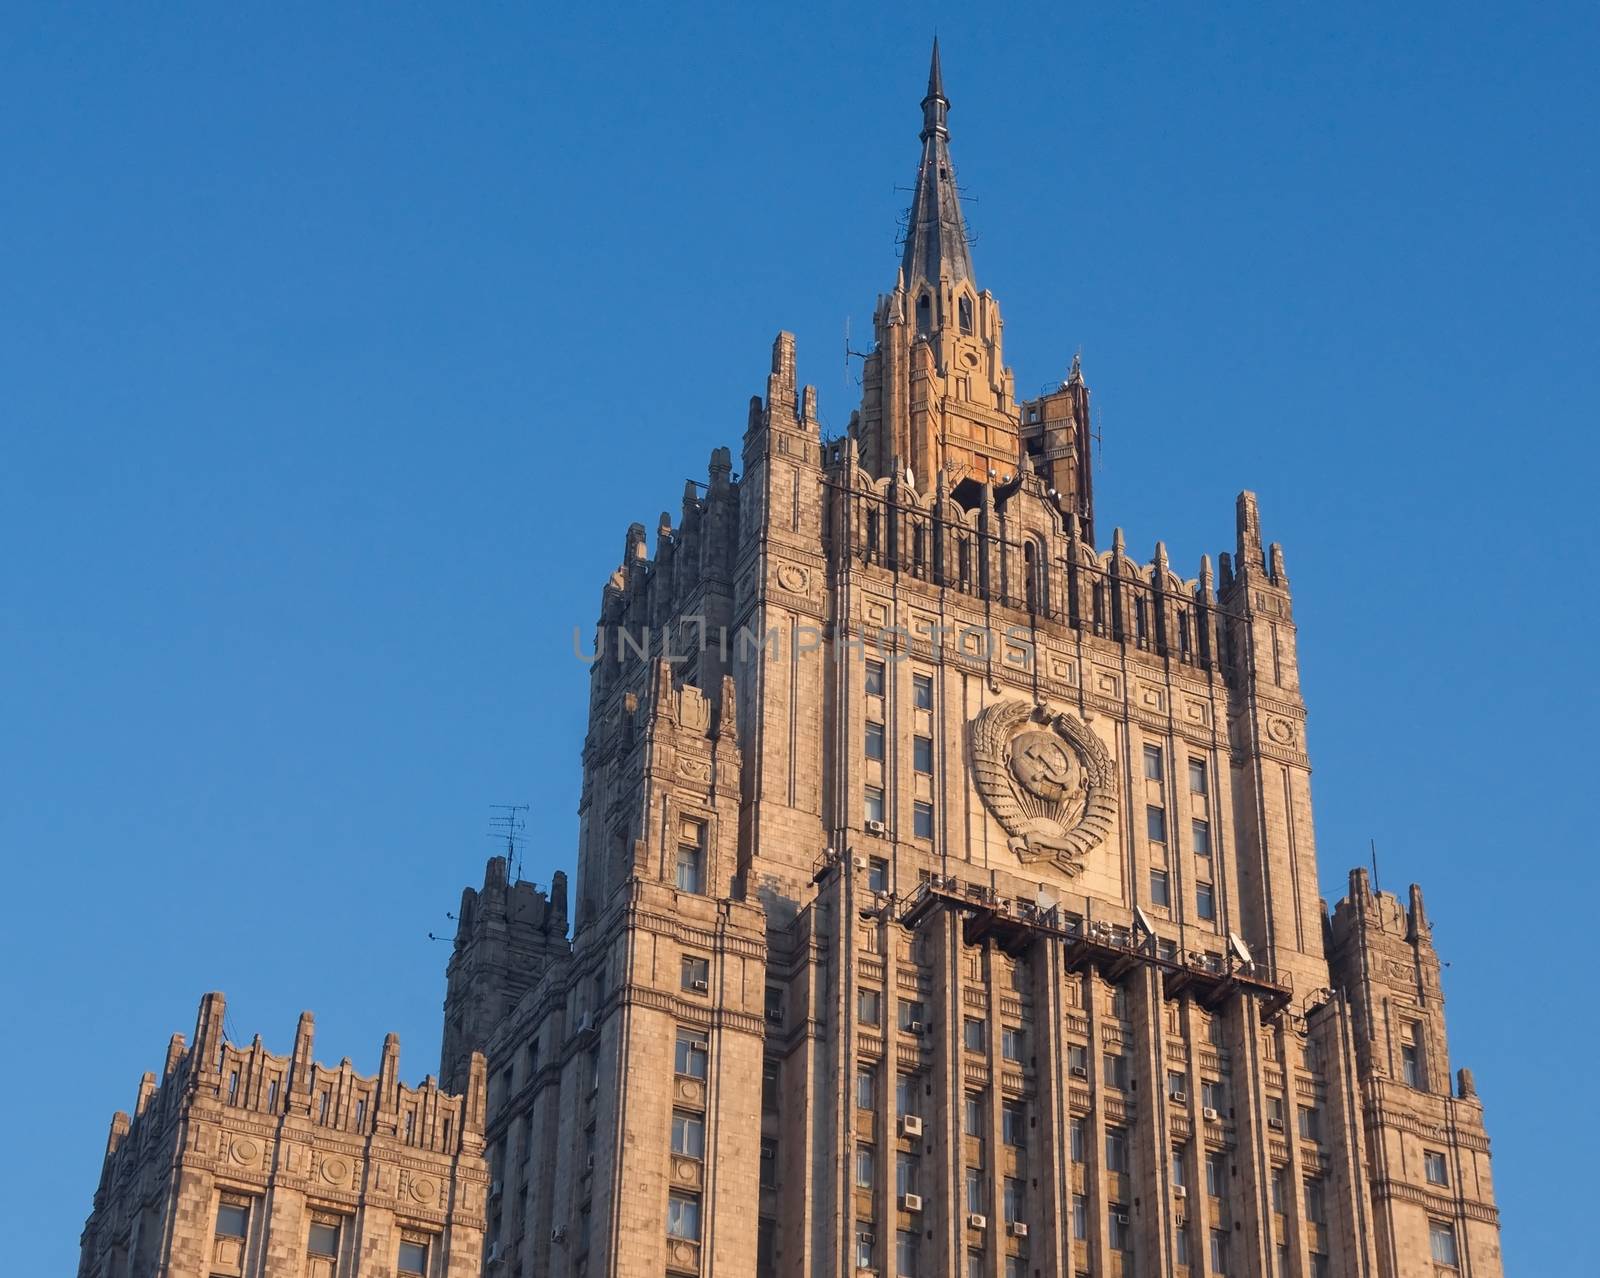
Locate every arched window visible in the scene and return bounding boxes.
[958,294,973,335]
[958,537,972,590]
[1023,541,1042,613]
[916,293,933,335]
[865,506,880,558]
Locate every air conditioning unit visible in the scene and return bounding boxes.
[1114,1212,1130,1225]
[1070,1065,1089,1079]
[865,820,887,836]
[1170,1090,1188,1104]
[489,1179,503,1199]
[766,1007,784,1024]
[902,1193,923,1212]
[1009,1221,1029,1238]
[968,1213,988,1230]
[1174,1185,1188,1200]
[856,1230,875,1245]
[852,854,868,870]
[1203,1106,1222,1122]
[1268,1116,1285,1131]
[691,978,709,992]
[907,1020,925,1034]
[901,1114,924,1137]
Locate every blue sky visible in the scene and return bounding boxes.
[2,2,1594,1269]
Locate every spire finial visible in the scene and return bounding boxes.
[903,39,972,288]
[927,36,945,103]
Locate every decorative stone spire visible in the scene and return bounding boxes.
[901,38,974,290]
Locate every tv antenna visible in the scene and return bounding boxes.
[489,803,530,883]
[844,317,871,387]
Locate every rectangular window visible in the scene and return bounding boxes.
[1072,1193,1087,1240]
[1002,1100,1025,1146]
[675,844,704,894]
[964,1017,985,1052]
[965,1168,984,1212]
[1102,1051,1129,1091]
[674,1029,708,1079]
[1305,1177,1327,1224]
[964,1092,984,1136]
[1201,1078,1227,1112]
[1189,757,1208,793]
[967,1252,983,1278]
[897,1230,917,1271]
[1298,1105,1322,1142]
[1003,1177,1024,1223]
[307,1222,338,1257]
[913,800,934,839]
[672,1110,705,1159]
[1424,1150,1449,1186]
[215,1203,248,1238]
[1068,1043,1088,1076]
[1429,1221,1460,1267]
[1206,1150,1226,1197]
[762,1060,779,1112]
[1402,1031,1422,1088]
[1177,1226,1191,1267]
[1196,881,1216,920]
[866,719,886,761]
[1105,1126,1129,1173]
[1143,744,1164,781]
[896,1072,915,1116]
[857,1066,876,1109]
[867,856,889,892]
[760,1137,777,1189]
[1109,1204,1131,1251]
[913,735,934,773]
[1192,818,1211,857]
[680,955,709,992]
[1147,804,1168,842]
[913,673,933,709]
[1001,1026,1023,1062]
[1069,1117,1085,1163]
[1150,867,1171,907]
[896,1152,917,1197]
[865,786,885,824]
[397,1240,428,1276]
[1171,1146,1187,1187]
[1168,1069,1187,1099]
[856,1144,875,1188]
[1210,1228,1229,1274]
[866,660,885,697]
[858,989,882,1026]
[899,999,924,1030]
[856,1235,873,1270]
[667,1192,701,1241]
[1271,1164,1287,1214]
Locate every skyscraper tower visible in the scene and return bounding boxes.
[450,43,1503,1278]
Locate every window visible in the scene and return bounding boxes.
[1168,1070,1187,1099]
[913,801,934,839]
[1201,1079,1227,1112]
[964,1092,984,1136]
[866,720,886,761]
[1111,985,1130,1018]
[1068,1042,1088,1075]
[1429,1221,1460,1267]
[958,294,974,334]
[913,673,933,709]
[667,1192,701,1241]
[857,1066,877,1109]
[397,1240,428,1276]
[1072,1193,1087,1239]
[856,1144,876,1188]
[1002,1100,1025,1145]
[1003,1177,1024,1223]
[1069,1117,1085,1162]
[1192,818,1211,857]
[1143,744,1164,781]
[1176,1225,1191,1267]
[1150,867,1171,907]
[896,1152,918,1197]
[1424,1150,1449,1186]
[760,1137,777,1188]
[765,986,783,1024]
[672,1110,705,1159]
[912,734,935,774]
[354,1098,366,1127]
[1210,1228,1229,1274]
[1206,1150,1226,1197]
[1171,1146,1188,1187]
[308,1221,339,1257]
[1271,1164,1288,1214]
[865,660,885,697]
[1196,881,1216,920]
[675,1029,708,1079]
[858,989,882,1026]
[897,1230,918,1271]
[964,1017,986,1052]
[1001,1026,1023,1062]
[1402,1022,1424,1088]
[1311,1255,1331,1278]
[865,786,885,824]
[965,1168,985,1212]
[1109,1204,1131,1250]
[680,955,709,992]
[1298,1104,1322,1142]
[896,1072,915,1116]
[1102,1051,1129,1091]
[1147,804,1167,842]
[1105,1125,1129,1173]
[856,1234,874,1270]
[675,843,704,894]
[1305,1177,1327,1224]
[864,856,888,892]
[1189,757,1208,793]
[967,1251,983,1278]
[215,1203,248,1238]
[899,999,924,1031]
[1267,1094,1286,1127]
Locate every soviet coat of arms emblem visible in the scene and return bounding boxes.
[969,700,1118,876]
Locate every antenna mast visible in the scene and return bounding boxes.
[489,803,530,883]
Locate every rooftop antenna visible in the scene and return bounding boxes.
[489,803,530,883]
[844,317,871,388]
[1370,838,1381,894]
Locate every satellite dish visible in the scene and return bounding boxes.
[1133,906,1156,936]
[1228,932,1253,965]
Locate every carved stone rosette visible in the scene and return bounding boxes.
[968,700,1117,876]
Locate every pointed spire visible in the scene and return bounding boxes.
[902,38,973,290]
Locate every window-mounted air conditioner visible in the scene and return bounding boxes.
[901,1114,924,1137]
[1009,1221,1029,1238]
[1174,1185,1188,1199]
[865,821,887,836]
[1170,1090,1188,1104]
[967,1213,987,1230]
[902,1193,923,1212]
[691,978,709,993]
[1268,1116,1285,1131]
[1203,1106,1222,1122]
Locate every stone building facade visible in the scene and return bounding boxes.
[446,42,1504,1278]
[78,994,488,1278]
